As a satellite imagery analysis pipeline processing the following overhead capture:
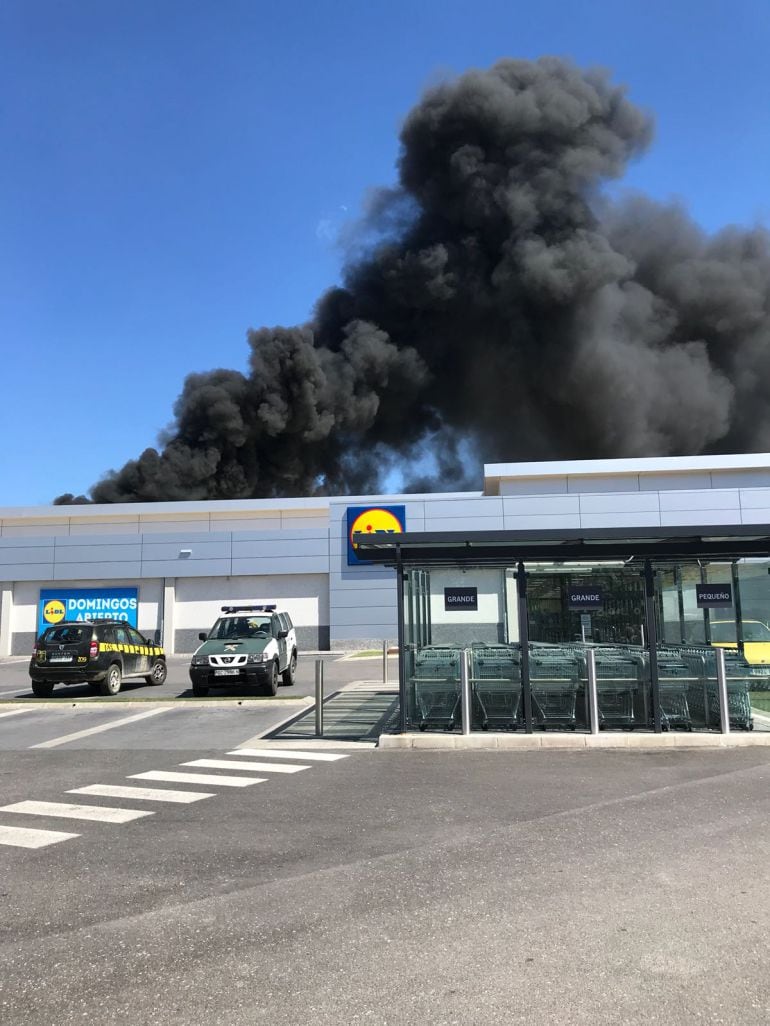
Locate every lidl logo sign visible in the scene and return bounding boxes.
[347,505,406,565]
[42,599,66,625]
[37,588,138,637]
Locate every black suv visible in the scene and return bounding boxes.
[29,620,167,698]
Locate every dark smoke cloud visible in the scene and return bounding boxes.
[55,56,770,505]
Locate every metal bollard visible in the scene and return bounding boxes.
[716,647,730,734]
[460,648,472,736]
[382,640,388,685]
[315,659,324,737]
[586,648,600,735]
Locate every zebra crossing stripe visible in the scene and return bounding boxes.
[0,824,79,848]
[227,748,349,762]
[68,784,214,804]
[130,770,265,788]
[0,801,153,824]
[182,758,309,775]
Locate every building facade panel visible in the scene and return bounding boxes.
[658,489,741,512]
[502,495,580,516]
[578,492,660,515]
[1,454,769,654]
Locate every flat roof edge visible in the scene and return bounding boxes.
[484,453,770,481]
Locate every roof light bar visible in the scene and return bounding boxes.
[220,604,277,614]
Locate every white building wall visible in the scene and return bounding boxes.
[10,578,163,654]
[173,574,328,651]
[0,454,768,653]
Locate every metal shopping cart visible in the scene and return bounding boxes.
[470,645,521,731]
[682,649,754,731]
[528,650,581,730]
[593,653,641,730]
[654,657,694,731]
[409,646,462,732]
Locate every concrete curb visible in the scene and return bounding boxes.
[377,730,770,751]
[0,698,314,711]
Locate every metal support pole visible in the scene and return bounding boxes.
[732,562,744,654]
[314,659,324,737]
[586,647,600,735]
[460,648,472,736]
[382,640,388,684]
[396,549,407,734]
[716,646,730,734]
[516,561,533,733]
[644,560,663,733]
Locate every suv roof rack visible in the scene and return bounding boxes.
[220,604,277,614]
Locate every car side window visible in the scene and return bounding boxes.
[284,614,293,631]
[127,627,145,647]
[271,615,281,637]
[114,626,130,647]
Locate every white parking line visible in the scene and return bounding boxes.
[0,801,153,824]
[68,784,214,804]
[29,708,172,749]
[182,758,309,775]
[0,708,35,720]
[130,770,265,788]
[0,824,79,848]
[227,747,349,762]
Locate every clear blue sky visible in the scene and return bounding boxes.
[1,0,769,505]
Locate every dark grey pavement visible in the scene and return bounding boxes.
[0,652,395,701]
[1,742,770,1024]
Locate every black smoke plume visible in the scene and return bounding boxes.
[55,57,770,505]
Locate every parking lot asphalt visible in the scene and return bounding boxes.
[1,735,770,1024]
[0,651,396,702]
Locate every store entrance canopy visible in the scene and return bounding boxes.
[352,525,770,565]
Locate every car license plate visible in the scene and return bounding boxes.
[49,655,73,663]
[214,668,239,676]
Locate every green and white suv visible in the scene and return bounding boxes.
[188,605,298,697]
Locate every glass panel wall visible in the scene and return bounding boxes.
[398,557,770,734]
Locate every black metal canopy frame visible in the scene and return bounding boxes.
[352,525,770,565]
[351,525,770,736]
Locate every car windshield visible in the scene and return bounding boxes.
[207,617,272,640]
[41,625,90,644]
[711,620,770,643]
[741,621,770,642]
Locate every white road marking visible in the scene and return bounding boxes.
[130,770,265,788]
[68,784,214,804]
[0,800,153,824]
[182,758,309,774]
[227,747,348,762]
[0,708,35,720]
[0,824,79,848]
[29,708,171,749]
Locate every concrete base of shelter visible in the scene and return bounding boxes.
[378,730,770,751]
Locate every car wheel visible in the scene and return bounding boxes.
[192,681,209,697]
[264,660,278,697]
[100,663,122,697]
[281,651,297,687]
[31,680,54,698]
[145,659,167,686]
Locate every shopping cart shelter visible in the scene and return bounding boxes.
[353,523,770,742]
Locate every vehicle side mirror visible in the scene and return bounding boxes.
[198,632,207,642]
[277,629,288,639]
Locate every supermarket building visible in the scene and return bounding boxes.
[4,449,770,738]
[2,452,770,668]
